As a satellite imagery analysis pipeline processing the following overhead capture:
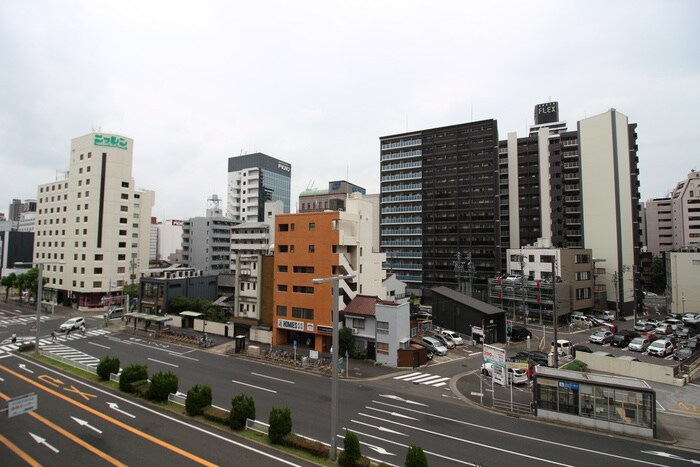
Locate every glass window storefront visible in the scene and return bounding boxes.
[535,377,654,430]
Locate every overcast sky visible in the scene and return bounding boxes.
[1,1,698,220]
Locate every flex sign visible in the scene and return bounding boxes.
[483,344,506,367]
[94,133,128,150]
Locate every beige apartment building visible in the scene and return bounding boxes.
[34,132,154,309]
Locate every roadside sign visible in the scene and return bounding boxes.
[29,324,37,332]
[483,344,506,367]
[7,393,38,418]
[492,366,506,387]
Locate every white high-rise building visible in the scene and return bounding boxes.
[227,153,291,222]
[34,132,154,309]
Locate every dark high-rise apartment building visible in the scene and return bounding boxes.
[380,120,501,302]
[499,103,642,314]
[381,103,642,314]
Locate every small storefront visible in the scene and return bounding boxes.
[533,366,656,438]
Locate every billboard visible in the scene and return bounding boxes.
[534,102,559,125]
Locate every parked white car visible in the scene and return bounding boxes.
[481,362,529,385]
[648,339,674,357]
[441,330,464,346]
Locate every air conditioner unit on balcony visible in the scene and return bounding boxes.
[352,328,359,334]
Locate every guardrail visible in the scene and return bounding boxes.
[246,418,269,435]
[40,350,97,375]
[168,392,187,406]
[493,398,532,415]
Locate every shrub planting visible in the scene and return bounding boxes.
[405,444,428,467]
[146,371,179,402]
[96,355,120,381]
[203,405,229,425]
[268,407,292,444]
[229,394,256,430]
[185,384,212,416]
[339,431,361,466]
[119,364,148,393]
[280,433,330,458]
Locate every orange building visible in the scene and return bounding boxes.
[272,195,385,350]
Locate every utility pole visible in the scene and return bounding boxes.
[612,271,620,320]
[552,259,558,368]
[454,252,465,295]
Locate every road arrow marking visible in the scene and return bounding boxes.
[377,394,427,406]
[365,444,395,456]
[71,416,103,433]
[29,432,59,453]
[107,402,136,418]
[377,426,407,436]
[18,364,34,374]
[640,450,700,464]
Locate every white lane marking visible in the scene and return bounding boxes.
[372,400,669,467]
[232,380,277,394]
[360,411,572,466]
[88,342,111,350]
[656,400,666,411]
[351,419,408,436]
[251,372,295,384]
[366,407,418,420]
[170,353,199,361]
[14,354,302,467]
[346,425,471,465]
[107,402,136,419]
[147,358,179,368]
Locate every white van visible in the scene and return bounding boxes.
[552,339,573,356]
[104,307,125,320]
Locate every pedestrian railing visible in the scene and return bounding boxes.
[493,397,532,415]
[245,418,269,435]
[168,392,187,406]
[40,349,97,375]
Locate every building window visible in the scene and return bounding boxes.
[309,222,315,231]
[279,224,289,232]
[377,321,389,335]
[94,267,102,274]
[376,342,389,355]
[293,286,314,294]
[293,266,315,274]
[93,281,102,288]
[277,284,288,292]
[276,306,287,316]
[575,254,590,264]
[576,271,591,281]
[292,307,314,320]
[308,245,315,253]
[278,245,289,253]
[277,265,288,272]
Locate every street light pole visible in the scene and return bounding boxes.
[312,273,355,462]
[35,263,43,355]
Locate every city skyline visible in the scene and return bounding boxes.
[1,1,698,220]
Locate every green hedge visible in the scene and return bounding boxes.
[96,356,120,381]
[186,384,212,416]
[268,407,292,444]
[146,371,179,402]
[119,364,148,393]
[230,394,256,431]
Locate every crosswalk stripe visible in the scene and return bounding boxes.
[401,373,432,382]
[411,375,444,383]
[393,372,422,380]
[433,382,447,387]
[419,376,449,385]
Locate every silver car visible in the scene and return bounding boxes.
[421,336,448,356]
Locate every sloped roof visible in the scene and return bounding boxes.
[344,294,398,316]
[432,286,504,316]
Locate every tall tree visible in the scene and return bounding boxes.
[1,273,17,302]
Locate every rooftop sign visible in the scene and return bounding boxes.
[94,133,128,150]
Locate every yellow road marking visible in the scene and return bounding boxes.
[0,432,42,467]
[0,391,126,466]
[0,365,218,467]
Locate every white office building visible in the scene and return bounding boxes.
[34,132,154,309]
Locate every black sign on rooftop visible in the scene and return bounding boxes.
[534,102,559,125]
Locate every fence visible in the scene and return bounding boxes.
[493,397,532,415]
[245,418,270,435]
[40,349,97,375]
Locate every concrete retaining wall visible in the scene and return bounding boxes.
[575,353,685,386]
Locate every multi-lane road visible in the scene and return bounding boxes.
[1,303,699,466]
